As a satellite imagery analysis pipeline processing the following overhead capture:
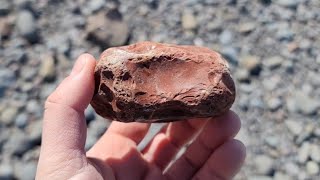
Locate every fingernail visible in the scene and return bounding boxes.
[70,56,87,76]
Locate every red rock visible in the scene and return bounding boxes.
[91,41,236,122]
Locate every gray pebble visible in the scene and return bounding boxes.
[254,155,274,175]
[284,162,300,176]
[3,129,33,156]
[20,66,38,82]
[250,97,265,109]
[286,91,320,115]
[85,131,97,151]
[285,120,303,136]
[298,142,310,163]
[221,47,239,65]
[0,163,14,180]
[310,144,320,163]
[248,176,272,180]
[267,97,282,111]
[89,118,109,138]
[264,135,279,148]
[274,172,291,180]
[263,56,283,69]
[296,124,314,145]
[46,35,71,55]
[13,161,37,180]
[0,107,18,126]
[86,10,129,48]
[275,0,301,7]
[16,10,39,43]
[240,55,262,76]
[0,68,16,97]
[219,30,233,45]
[314,128,320,138]
[0,0,12,16]
[277,28,294,41]
[235,69,250,83]
[39,84,56,100]
[85,105,96,123]
[87,0,105,13]
[15,113,29,129]
[4,48,27,64]
[306,161,319,175]
[26,100,40,114]
[262,78,278,91]
[27,120,42,144]
[238,22,256,33]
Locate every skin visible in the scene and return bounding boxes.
[36,54,246,180]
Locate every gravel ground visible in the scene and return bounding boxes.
[0,0,320,179]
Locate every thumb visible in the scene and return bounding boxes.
[40,53,96,159]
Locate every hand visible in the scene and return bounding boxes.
[36,54,246,180]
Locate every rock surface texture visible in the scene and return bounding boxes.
[91,42,235,122]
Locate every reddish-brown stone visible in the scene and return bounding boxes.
[91,41,236,123]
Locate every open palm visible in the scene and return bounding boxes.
[36,54,245,180]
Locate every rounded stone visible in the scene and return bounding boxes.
[91,42,235,122]
[306,161,319,175]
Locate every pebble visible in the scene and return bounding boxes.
[15,113,29,129]
[263,56,283,69]
[306,161,319,175]
[27,120,42,145]
[276,28,294,41]
[310,144,320,163]
[274,172,291,180]
[16,10,39,43]
[181,10,197,30]
[85,131,97,151]
[46,34,71,55]
[286,91,320,115]
[20,66,38,82]
[0,0,12,16]
[254,155,274,175]
[26,100,40,114]
[87,0,105,13]
[262,77,279,91]
[14,161,37,180]
[264,135,279,148]
[5,48,28,64]
[85,105,96,124]
[0,107,18,125]
[248,176,272,180]
[86,10,129,48]
[39,53,56,82]
[250,97,265,109]
[0,17,14,39]
[295,124,314,145]
[314,128,320,138]
[298,142,310,163]
[267,97,282,111]
[238,22,256,33]
[89,118,109,138]
[219,30,233,45]
[275,0,301,7]
[221,46,239,65]
[241,55,262,76]
[285,120,303,136]
[0,68,16,97]
[235,69,250,83]
[0,163,14,180]
[284,162,300,176]
[3,129,33,156]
